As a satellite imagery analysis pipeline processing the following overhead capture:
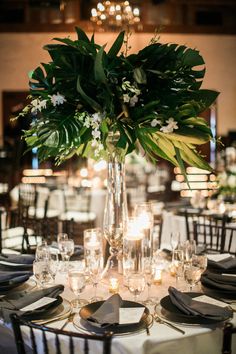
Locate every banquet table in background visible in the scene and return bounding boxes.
[9,265,236,354]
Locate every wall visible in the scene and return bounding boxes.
[0,31,236,143]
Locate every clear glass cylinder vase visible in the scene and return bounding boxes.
[103,133,128,277]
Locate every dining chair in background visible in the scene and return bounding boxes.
[193,221,236,255]
[11,314,113,354]
[222,322,236,354]
[181,208,228,241]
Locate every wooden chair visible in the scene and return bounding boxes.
[222,322,236,354]
[11,314,113,354]
[193,221,236,255]
[180,208,228,241]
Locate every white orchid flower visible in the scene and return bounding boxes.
[92,129,101,139]
[129,95,139,107]
[49,92,66,106]
[123,94,130,103]
[151,119,161,127]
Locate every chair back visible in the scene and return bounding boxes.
[11,314,113,354]
[222,322,236,354]
[193,221,236,255]
[181,208,227,240]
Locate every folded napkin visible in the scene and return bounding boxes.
[0,284,64,323]
[87,294,123,327]
[0,254,35,265]
[168,286,232,321]
[201,272,236,291]
[0,270,32,285]
[207,256,236,272]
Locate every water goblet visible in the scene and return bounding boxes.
[33,260,52,288]
[128,273,146,302]
[35,240,50,261]
[184,264,202,292]
[68,270,88,308]
[48,250,59,283]
[192,254,208,274]
[58,237,74,272]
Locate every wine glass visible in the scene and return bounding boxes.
[184,264,202,292]
[172,249,184,289]
[33,260,52,288]
[35,240,50,261]
[58,236,74,272]
[68,270,88,308]
[87,256,103,302]
[128,273,146,302]
[184,240,197,264]
[192,254,208,274]
[48,250,59,283]
[170,232,180,251]
[142,260,159,305]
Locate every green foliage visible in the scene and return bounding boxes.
[20,27,218,170]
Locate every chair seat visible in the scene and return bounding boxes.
[60,211,96,223]
[28,206,60,219]
[3,235,40,249]
[2,226,34,239]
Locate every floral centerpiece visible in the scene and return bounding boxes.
[18,27,218,176]
[217,167,236,198]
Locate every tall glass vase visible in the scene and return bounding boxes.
[103,132,128,278]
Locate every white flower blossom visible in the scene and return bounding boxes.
[166,118,178,130]
[151,119,161,127]
[123,94,130,103]
[160,118,178,134]
[31,98,47,113]
[84,117,91,128]
[160,125,174,134]
[49,92,66,106]
[92,129,101,140]
[129,95,139,107]
[91,112,102,123]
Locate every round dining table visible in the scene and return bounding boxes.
[10,261,235,354]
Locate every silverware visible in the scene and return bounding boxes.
[153,313,185,335]
[61,312,76,330]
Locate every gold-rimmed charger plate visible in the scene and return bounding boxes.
[33,299,72,325]
[73,312,153,336]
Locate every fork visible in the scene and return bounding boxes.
[60,312,76,330]
[153,313,185,335]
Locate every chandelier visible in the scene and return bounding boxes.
[90,1,141,29]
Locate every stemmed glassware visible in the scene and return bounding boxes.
[87,256,104,302]
[33,260,52,288]
[172,249,184,289]
[184,240,197,264]
[57,233,74,272]
[170,232,181,251]
[35,240,50,261]
[184,263,202,291]
[142,260,159,305]
[127,273,146,302]
[68,270,88,308]
[192,254,208,275]
[48,250,59,283]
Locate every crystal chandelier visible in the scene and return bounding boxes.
[90,1,141,29]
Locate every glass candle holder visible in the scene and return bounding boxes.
[153,268,162,285]
[123,217,144,279]
[109,277,119,294]
[84,228,103,268]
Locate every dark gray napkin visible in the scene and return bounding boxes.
[201,272,236,291]
[207,257,236,271]
[168,286,232,321]
[0,270,32,284]
[0,284,64,323]
[0,254,35,265]
[87,294,123,327]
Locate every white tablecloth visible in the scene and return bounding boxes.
[16,265,236,354]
